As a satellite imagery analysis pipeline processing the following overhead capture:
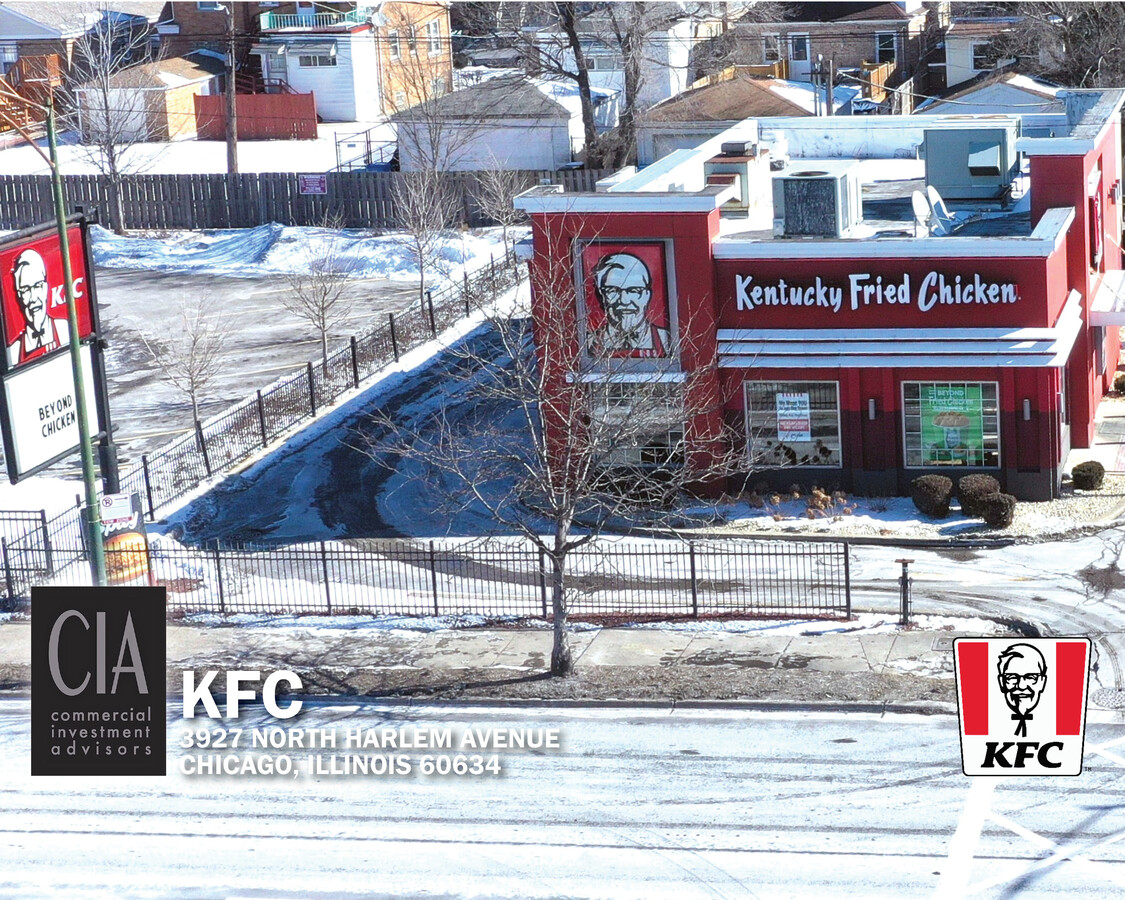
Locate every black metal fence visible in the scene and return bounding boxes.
[0,537,852,619]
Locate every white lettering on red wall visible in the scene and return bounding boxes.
[734,272,1020,314]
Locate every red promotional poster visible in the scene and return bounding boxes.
[0,224,94,371]
[581,241,672,359]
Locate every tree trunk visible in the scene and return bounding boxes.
[321,331,329,374]
[557,4,599,165]
[549,521,572,676]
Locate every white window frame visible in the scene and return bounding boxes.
[427,19,441,55]
[388,30,400,59]
[430,75,446,97]
[407,25,417,54]
[590,382,686,469]
[901,381,1001,470]
[762,33,780,63]
[972,40,996,72]
[0,42,16,75]
[875,31,897,64]
[743,380,842,469]
[393,90,407,109]
[298,54,336,68]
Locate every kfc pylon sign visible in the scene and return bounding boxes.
[954,638,1092,776]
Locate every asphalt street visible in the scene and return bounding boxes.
[1,701,1124,899]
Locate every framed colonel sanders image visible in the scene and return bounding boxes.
[578,240,676,361]
[0,224,95,373]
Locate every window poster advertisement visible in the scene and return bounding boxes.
[919,383,986,466]
[580,241,673,359]
[775,391,812,442]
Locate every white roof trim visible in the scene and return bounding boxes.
[515,184,735,214]
[1090,269,1125,325]
[566,371,687,384]
[718,290,1083,369]
[713,207,1075,260]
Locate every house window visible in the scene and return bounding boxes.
[902,382,1000,468]
[763,34,779,63]
[0,43,16,76]
[427,19,441,55]
[407,25,417,54]
[431,76,446,97]
[591,382,685,468]
[393,90,407,109]
[299,54,335,67]
[972,40,997,71]
[875,32,897,64]
[744,381,841,468]
[388,30,400,59]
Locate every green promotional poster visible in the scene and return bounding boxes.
[919,384,985,466]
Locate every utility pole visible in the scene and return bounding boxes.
[226,1,239,174]
[48,98,105,586]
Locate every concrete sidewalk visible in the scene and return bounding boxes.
[0,620,959,681]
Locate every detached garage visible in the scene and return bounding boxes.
[394,74,573,172]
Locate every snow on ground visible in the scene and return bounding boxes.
[92,222,522,285]
[0,121,395,176]
[624,613,1010,636]
[0,475,83,517]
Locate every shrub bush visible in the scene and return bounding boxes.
[1072,460,1106,491]
[958,474,1001,517]
[980,492,1017,529]
[911,475,953,519]
[1114,371,1125,393]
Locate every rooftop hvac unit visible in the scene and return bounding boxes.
[922,123,1020,200]
[772,165,862,238]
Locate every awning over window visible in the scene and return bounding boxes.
[1091,270,1125,325]
[718,290,1082,369]
[250,43,286,56]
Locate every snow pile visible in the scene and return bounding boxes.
[91,223,523,284]
[626,613,1011,636]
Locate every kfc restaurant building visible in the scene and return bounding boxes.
[516,92,1125,501]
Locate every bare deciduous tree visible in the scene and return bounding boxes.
[475,161,532,256]
[60,2,163,233]
[992,2,1125,88]
[393,169,462,312]
[140,294,230,424]
[362,220,744,676]
[279,221,354,372]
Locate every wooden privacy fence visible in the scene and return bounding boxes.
[194,92,319,141]
[0,168,610,232]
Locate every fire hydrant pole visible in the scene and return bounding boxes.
[47,98,105,586]
[895,558,913,626]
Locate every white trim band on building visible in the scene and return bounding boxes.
[1090,270,1125,325]
[717,290,1083,369]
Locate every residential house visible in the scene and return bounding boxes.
[529,6,727,113]
[0,1,163,75]
[715,2,943,107]
[74,50,224,141]
[942,18,1017,90]
[392,73,574,171]
[637,70,860,165]
[248,1,452,121]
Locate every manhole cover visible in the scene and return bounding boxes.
[932,636,956,652]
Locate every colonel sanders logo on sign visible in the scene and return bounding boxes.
[581,242,673,359]
[954,637,1092,776]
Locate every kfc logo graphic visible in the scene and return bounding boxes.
[954,638,1092,776]
[582,242,673,359]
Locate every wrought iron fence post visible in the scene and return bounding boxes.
[426,289,436,337]
[538,547,548,618]
[896,558,913,626]
[429,540,439,615]
[689,541,699,619]
[214,544,225,615]
[141,454,155,521]
[843,542,852,618]
[39,509,53,576]
[350,336,359,388]
[196,420,212,477]
[388,313,400,362]
[321,540,332,615]
[256,390,268,447]
[2,538,14,605]
[306,361,317,415]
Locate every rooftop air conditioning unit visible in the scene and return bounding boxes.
[772,164,862,238]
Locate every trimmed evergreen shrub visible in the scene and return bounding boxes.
[958,474,1001,517]
[911,475,953,519]
[981,492,1017,529]
[1072,460,1106,491]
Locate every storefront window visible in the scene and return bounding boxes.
[590,382,685,468]
[903,382,1000,468]
[744,381,842,468]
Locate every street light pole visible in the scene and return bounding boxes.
[47,97,105,586]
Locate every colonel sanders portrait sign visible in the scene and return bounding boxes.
[954,637,1092,776]
[580,242,674,360]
